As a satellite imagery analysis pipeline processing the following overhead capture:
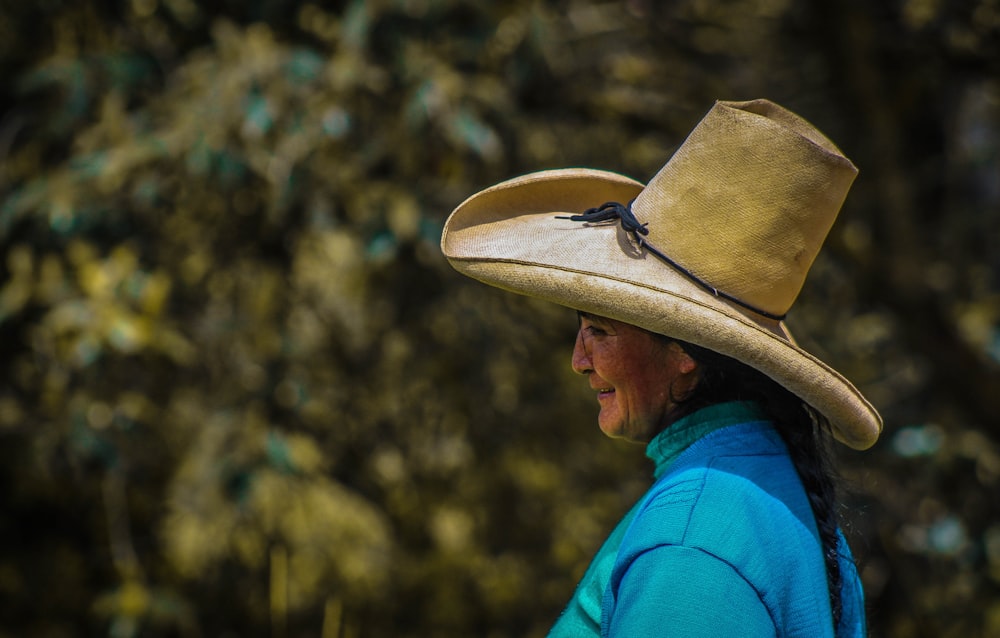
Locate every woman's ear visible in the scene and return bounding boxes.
[668,342,699,375]
[679,353,698,375]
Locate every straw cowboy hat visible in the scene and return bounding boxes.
[441,99,882,450]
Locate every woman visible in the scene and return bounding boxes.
[441,99,881,637]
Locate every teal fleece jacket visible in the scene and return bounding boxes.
[548,402,866,637]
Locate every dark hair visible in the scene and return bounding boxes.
[669,339,845,630]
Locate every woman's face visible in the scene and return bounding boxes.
[571,313,699,443]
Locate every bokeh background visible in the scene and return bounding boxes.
[1,1,999,636]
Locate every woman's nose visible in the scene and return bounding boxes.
[571,329,592,375]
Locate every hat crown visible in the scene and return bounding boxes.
[634,100,857,317]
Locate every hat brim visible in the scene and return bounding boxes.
[441,168,882,450]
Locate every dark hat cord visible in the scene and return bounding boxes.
[557,200,787,322]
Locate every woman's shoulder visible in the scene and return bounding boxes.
[626,423,819,561]
[651,420,801,502]
[608,468,838,638]
[611,426,835,633]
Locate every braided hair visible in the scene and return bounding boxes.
[666,339,846,630]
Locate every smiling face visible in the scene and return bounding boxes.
[571,313,700,443]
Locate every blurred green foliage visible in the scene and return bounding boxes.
[1,0,1000,636]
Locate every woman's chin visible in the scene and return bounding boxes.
[598,415,638,442]
[597,413,623,439]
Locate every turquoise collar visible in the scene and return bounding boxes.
[646,401,768,479]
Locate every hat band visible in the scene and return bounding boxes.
[557,201,787,322]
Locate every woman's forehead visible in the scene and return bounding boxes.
[577,310,609,323]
